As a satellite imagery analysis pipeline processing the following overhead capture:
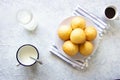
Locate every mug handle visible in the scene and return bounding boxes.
[115,16,120,20]
[16,64,20,66]
[115,13,120,20]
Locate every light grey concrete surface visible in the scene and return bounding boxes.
[0,0,120,80]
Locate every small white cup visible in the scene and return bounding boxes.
[104,5,120,20]
[17,9,37,31]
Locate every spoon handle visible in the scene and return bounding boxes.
[30,57,42,64]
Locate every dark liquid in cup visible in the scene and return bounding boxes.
[105,7,116,19]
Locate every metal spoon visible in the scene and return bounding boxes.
[30,57,42,64]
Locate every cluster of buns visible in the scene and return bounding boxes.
[58,16,97,57]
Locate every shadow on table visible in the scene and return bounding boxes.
[22,63,40,80]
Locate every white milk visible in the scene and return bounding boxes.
[17,10,37,31]
[18,45,38,65]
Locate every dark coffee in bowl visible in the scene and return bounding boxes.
[105,7,116,19]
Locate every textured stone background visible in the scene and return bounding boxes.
[0,0,120,80]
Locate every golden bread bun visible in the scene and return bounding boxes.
[62,40,79,56]
[71,16,86,29]
[58,25,72,41]
[85,26,97,41]
[70,28,86,44]
[79,41,94,56]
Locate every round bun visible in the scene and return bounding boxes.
[71,16,86,29]
[62,40,79,56]
[79,41,94,56]
[70,28,86,44]
[58,25,72,41]
[85,26,97,41]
